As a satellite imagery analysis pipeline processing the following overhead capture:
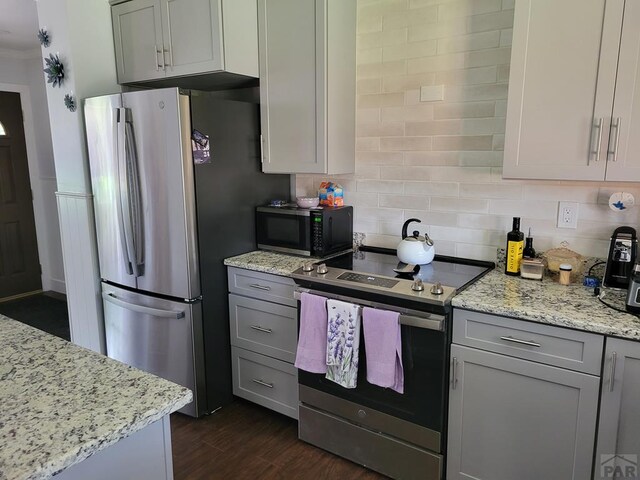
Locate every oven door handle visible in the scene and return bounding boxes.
[294,288,445,332]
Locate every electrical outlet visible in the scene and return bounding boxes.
[557,201,579,229]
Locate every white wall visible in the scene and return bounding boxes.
[296,0,640,261]
[36,0,120,353]
[0,52,65,292]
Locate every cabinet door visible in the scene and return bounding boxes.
[604,2,640,181]
[161,0,223,77]
[112,0,166,83]
[258,0,324,174]
[447,345,599,480]
[595,338,640,480]
[503,0,623,180]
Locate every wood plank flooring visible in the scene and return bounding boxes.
[171,399,387,479]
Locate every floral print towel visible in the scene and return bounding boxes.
[325,299,361,388]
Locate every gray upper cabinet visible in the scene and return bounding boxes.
[503,0,640,181]
[258,0,356,174]
[595,338,640,480]
[111,0,258,84]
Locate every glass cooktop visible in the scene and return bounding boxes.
[325,247,492,291]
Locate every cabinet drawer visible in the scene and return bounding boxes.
[229,294,297,363]
[453,309,604,375]
[231,346,298,419]
[228,267,296,306]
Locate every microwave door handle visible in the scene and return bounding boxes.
[115,108,133,275]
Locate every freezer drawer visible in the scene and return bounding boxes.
[102,283,205,417]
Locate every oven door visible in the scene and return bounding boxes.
[294,288,447,453]
[256,208,311,255]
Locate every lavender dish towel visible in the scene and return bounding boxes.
[362,307,404,394]
[326,299,361,389]
[294,292,328,374]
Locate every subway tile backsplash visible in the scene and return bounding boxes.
[295,0,640,260]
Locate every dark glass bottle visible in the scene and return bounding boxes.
[523,228,536,259]
[505,217,524,275]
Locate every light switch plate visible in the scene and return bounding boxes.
[420,85,444,102]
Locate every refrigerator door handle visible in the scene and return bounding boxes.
[117,107,141,277]
[102,292,185,319]
[115,108,134,276]
[124,114,145,271]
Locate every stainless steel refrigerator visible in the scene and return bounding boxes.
[84,88,289,416]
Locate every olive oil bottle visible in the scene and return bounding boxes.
[505,217,524,276]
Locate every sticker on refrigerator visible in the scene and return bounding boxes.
[191,129,211,164]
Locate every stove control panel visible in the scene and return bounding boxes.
[336,272,399,288]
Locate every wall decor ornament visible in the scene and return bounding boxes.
[44,53,64,88]
[64,93,77,113]
[37,28,50,47]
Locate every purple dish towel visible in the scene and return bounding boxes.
[294,292,328,374]
[362,307,404,394]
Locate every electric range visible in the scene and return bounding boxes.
[290,246,494,480]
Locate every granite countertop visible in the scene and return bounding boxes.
[0,316,192,480]
[224,250,310,276]
[453,270,640,340]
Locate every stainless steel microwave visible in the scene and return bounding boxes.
[256,205,353,257]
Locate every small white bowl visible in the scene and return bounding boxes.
[296,197,320,208]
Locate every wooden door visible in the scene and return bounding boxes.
[0,92,41,299]
[111,0,166,83]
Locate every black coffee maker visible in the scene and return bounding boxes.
[603,226,638,289]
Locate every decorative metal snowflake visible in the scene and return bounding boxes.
[37,28,50,48]
[64,93,76,112]
[44,53,64,88]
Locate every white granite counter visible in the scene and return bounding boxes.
[224,250,310,276]
[453,270,640,341]
[0,316,192,480]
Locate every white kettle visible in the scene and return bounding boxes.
[397,218,435,265]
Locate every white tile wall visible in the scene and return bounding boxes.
[296,0,640,260]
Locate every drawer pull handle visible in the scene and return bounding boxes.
[451,357,459,390]
[249,283,271,291]
[609,352,617,392]
[591,117,603,163]
[499,336,541,348]
[250,325,273,334]
[252,379,274,389]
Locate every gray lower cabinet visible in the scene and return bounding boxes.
[228,267,298,419]
[448,309,602,480]
[594,338,640,480]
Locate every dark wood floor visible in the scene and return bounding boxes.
[171,399,387,479]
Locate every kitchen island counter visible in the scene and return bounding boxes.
[224,250,310,277]
[0,315,191,480]
[453,269,640,340]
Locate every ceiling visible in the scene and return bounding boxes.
[0,0,40,52]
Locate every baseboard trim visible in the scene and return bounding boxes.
[0,290,44,303]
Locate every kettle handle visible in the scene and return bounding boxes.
[402,218,421,239]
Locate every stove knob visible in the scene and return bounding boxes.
[430,282,444,295]
[302,262,315,272]
[411,279,424,292]
[316,263,328,275]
